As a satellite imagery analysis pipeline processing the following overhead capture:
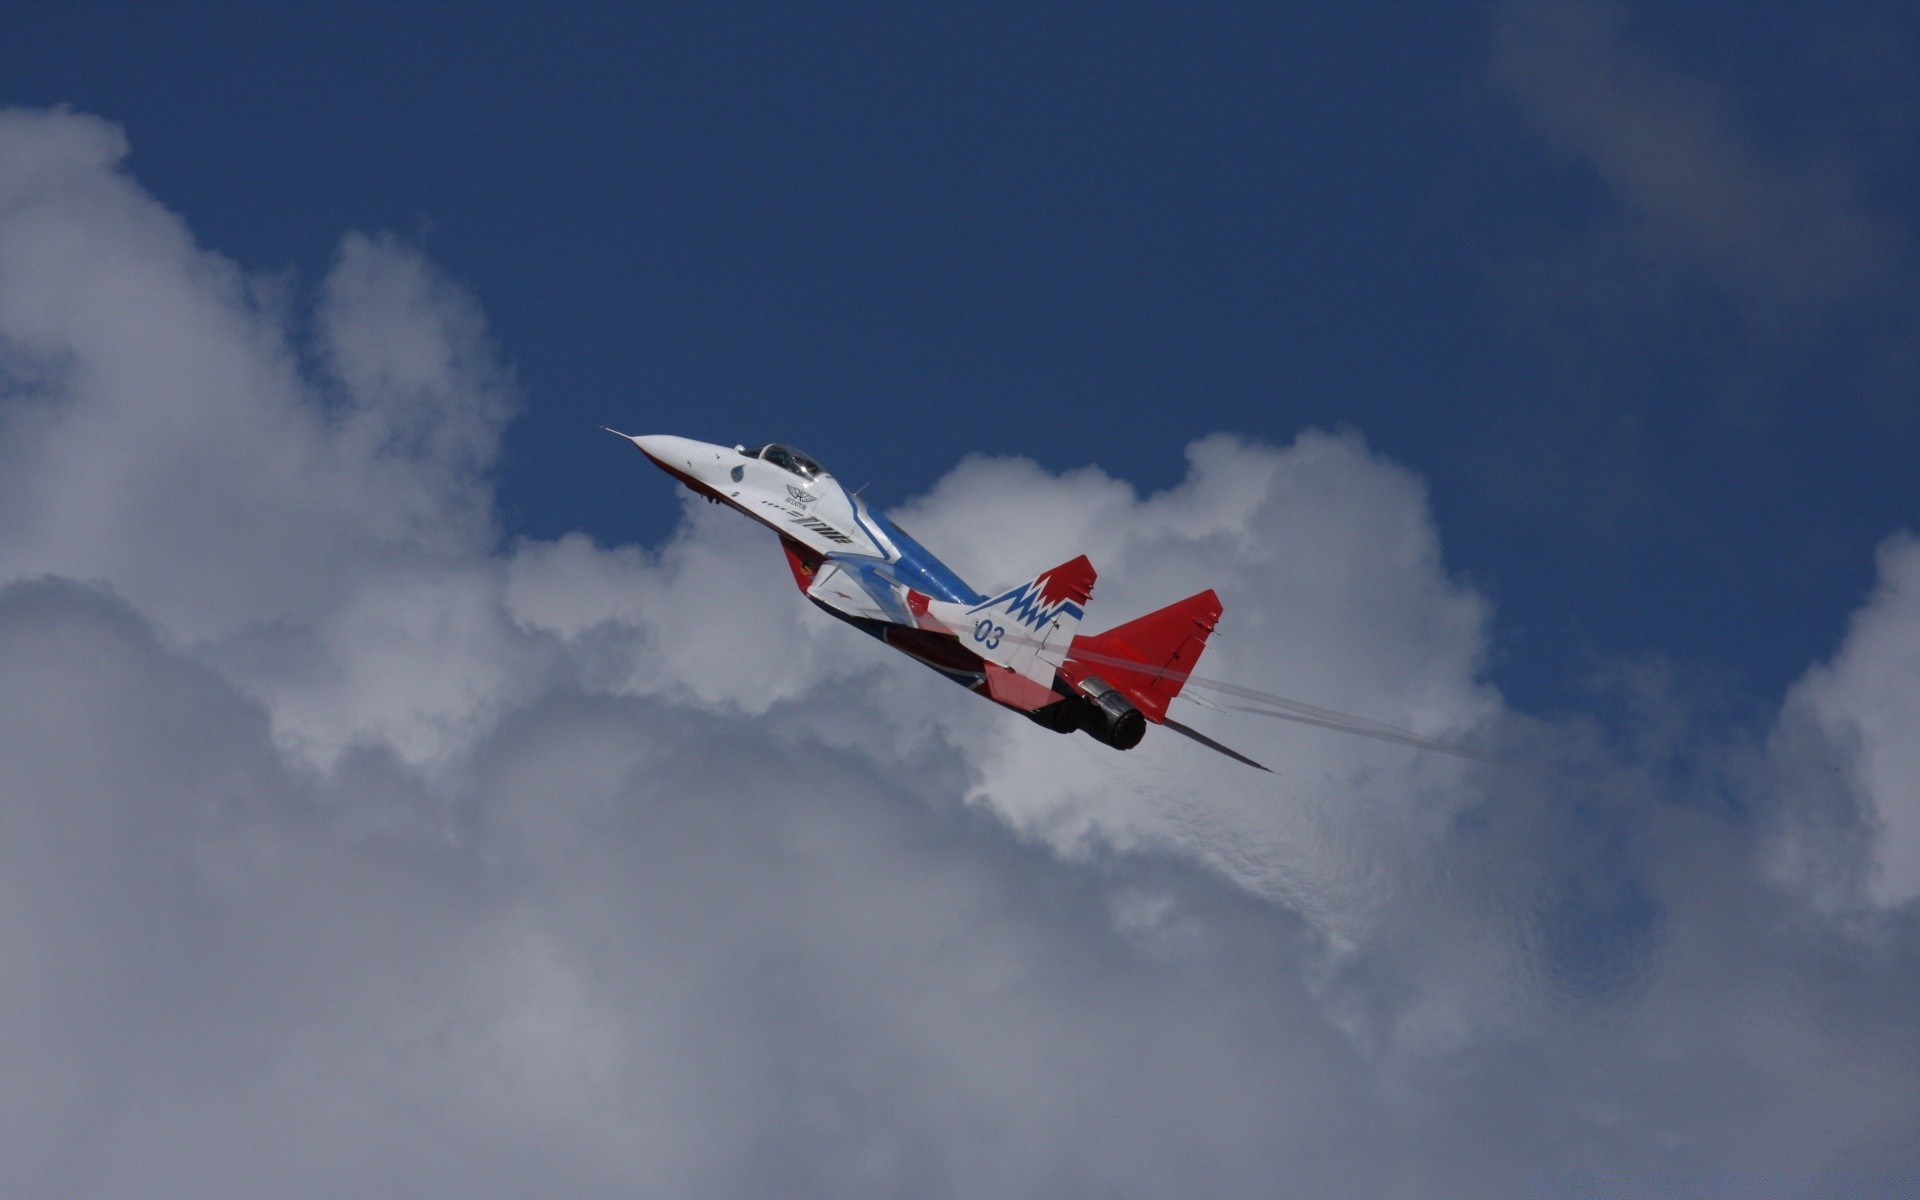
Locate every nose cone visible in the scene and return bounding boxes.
[617,433,731,486]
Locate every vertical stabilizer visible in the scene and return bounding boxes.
[955,554,1097,690]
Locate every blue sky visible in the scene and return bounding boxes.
[3,4,1919,1195]
[7,1,1916,708]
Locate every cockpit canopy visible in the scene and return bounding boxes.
[738,443,826,481]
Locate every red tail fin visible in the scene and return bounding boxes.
[1063,590,1222,723]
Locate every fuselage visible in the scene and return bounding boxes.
[626,434,1003,693]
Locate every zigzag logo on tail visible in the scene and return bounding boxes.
[970,571,1085,631]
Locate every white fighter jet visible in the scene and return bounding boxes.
[613,432,1270,769]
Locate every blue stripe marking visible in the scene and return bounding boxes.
[868,511,984,604]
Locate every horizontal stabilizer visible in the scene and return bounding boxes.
[1064,589,1222,723]
[1162,716,1270,772]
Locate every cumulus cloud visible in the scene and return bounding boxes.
[886,434,1500,928]
[1,105,1918,1196]
[0,114,509,645]
[1780,533,1920,908]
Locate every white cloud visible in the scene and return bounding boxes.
[1781,533,1920,908]
[889,433,1500,930]
[0,109,511,650]
[1,105,1917,1196]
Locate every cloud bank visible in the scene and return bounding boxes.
[2,105,1918,1197]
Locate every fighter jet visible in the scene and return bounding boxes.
[614,433,1270,770]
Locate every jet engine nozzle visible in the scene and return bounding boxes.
[1074,676,1147,750]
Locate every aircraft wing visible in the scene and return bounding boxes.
[806,555,916,626]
